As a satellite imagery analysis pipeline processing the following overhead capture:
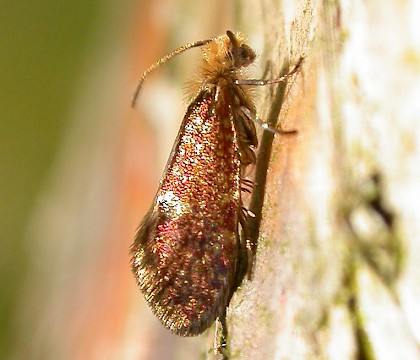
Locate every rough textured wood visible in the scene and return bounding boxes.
[223,0,420,359]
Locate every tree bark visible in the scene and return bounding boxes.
[225,0,420,359]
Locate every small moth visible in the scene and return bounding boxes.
[130,30,301,338]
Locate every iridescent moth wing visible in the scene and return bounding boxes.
[131,84,242,336]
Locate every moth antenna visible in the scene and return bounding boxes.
[131,38,214,107]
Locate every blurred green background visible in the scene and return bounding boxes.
[0,1,102,357]
[0,1,243,358]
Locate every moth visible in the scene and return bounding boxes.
[130,30,301,338]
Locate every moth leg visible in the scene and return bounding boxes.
[239,206,255,281]
[240,106,298,135]
[241,178,254,193]
[234,57,304,86]
[232,84,262,168]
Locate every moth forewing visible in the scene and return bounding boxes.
[131,84,243,336]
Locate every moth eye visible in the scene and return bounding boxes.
[233,44,256,68]
[239,46,249,59]
[242,45,256,60]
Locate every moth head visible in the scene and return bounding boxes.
[226,30,256,69]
